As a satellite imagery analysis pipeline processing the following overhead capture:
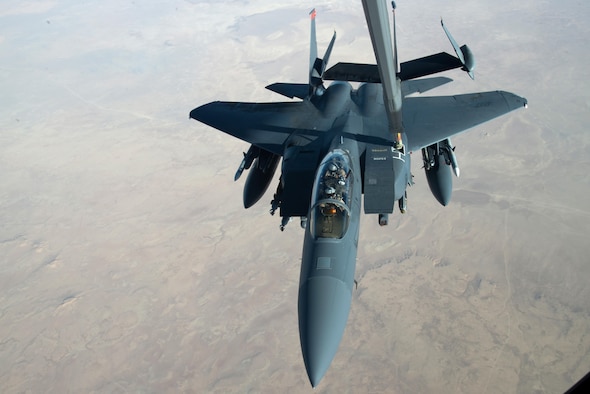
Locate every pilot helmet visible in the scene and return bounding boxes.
[325,186,335,195]
[322,203,338,216]
[328,163,338,172]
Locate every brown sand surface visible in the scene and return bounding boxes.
[1,1,589,393]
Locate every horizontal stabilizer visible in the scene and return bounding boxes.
[324,62,380,83]
[265,83,309,99]
[324,53,463,83]
[399,52,463,80]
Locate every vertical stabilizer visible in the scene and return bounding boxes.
[309,9,318,83]
[322,31,336,71]
[308,9,337,97]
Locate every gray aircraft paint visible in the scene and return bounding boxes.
[189,0,526,387]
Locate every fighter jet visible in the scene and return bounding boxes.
[189,1,526,387]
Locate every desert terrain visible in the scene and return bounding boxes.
[1,0,589,392]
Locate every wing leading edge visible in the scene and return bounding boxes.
[190,101,322,156]
[404,90,527,152]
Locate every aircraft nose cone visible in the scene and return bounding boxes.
[298,276,352,387]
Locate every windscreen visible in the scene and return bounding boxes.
[309,150,353,239]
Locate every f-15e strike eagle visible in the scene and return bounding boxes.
[190,0,527,387]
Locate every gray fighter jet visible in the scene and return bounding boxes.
[189,0,527,387]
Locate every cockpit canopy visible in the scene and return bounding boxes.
[309,150,353,239]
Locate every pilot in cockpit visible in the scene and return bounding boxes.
[320,202,338,217]
[325,163,339,180]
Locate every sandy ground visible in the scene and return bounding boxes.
[1,0,589,392]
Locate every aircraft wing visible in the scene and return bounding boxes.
[190,101,320,155]
[401,76,453,97]
[265,83,309,99]
[404,90,527,152]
